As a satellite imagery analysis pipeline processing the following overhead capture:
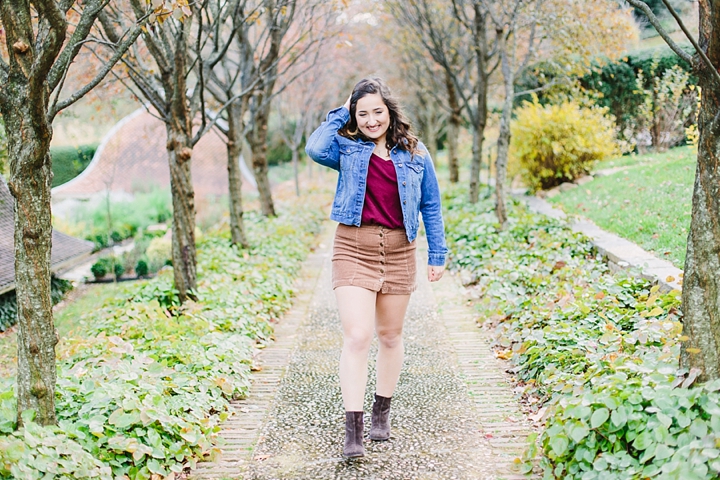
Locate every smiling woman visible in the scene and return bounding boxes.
[305,76,448,458]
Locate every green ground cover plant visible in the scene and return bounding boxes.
[0,284,126,379]
[0,202,324,479]
[549,146,694,268]
[443,185,720,479]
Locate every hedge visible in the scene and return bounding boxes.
[515,43,696,136]
[51,145,97,187]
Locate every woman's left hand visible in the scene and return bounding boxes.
[428,265,445,282]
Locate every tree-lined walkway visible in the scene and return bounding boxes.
[192,223,534,479]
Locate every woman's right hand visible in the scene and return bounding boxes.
[343,93,352,111]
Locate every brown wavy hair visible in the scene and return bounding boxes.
[338,77,420,154]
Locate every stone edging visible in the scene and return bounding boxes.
[520,195,683,293]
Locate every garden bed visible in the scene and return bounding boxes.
[443,185,720,479]
[0,201,325,479]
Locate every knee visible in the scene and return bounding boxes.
[343,329,373,354]
[377,330,403,349]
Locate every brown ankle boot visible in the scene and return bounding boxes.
[343,411,364,458]
[368,394,392,441]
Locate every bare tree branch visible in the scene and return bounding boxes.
[48,0,113,91]
[659,0,720,85]
[49,18,147,120]
[31,0,67,88]
[624,0,694,63]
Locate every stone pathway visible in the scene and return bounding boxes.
[191,223,534,480]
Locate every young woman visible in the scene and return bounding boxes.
[305,77,448,458]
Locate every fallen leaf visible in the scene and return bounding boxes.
[495,349,513,360]
[552,260,567,271]
[529,407,547,423]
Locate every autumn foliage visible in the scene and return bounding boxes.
[512,100,620,191]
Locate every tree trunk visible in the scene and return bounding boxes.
[226,103,248,248]
[679,1,720,381]
[248,105,276,217]
[0,1,67,427]
[445,70,460,183]
[166,127,197,302]
[424,112,439,163]
[469,4,489,204]
[3,99,57,427]
[162,25,198,304]
[292,146,300,196]
[494,41,515,229]
[651,90,662,151]
[495,29,515,229]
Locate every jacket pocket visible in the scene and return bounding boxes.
[406,161,424,174]
[339,145,361,172]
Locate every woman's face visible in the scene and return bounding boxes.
[354,93,390,143]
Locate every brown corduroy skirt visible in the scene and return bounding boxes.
[332,223,417,295]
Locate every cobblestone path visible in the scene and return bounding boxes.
[191,223,534,480]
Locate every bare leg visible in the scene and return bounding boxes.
[374,293,411,397]
[335,286,377,411]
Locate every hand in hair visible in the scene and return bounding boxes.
[343,94,351,111]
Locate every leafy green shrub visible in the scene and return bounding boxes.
[130,275,181,311]
[512,100,619,191]
[0,202,325,479]
[50,144,97,187]
[634,63,696,152]
[135,259,149,278]
[113,262,125,279]
[90,260,108,280]
[516,44,697,149]
[442,185,720,479]
[0,297,18,334]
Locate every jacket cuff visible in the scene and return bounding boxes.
[428,253,446,267]
[328,106,350,122]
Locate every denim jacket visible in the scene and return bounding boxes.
[305,106,448,266]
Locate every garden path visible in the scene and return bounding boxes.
[190,223,534,480]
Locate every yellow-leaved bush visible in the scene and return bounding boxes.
[511,100,620,192]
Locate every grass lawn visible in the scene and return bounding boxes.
[550,145,696,269]
[0,282,124,378]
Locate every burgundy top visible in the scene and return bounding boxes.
[361,153,404,229]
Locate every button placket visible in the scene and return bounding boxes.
[379,227,386,274]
